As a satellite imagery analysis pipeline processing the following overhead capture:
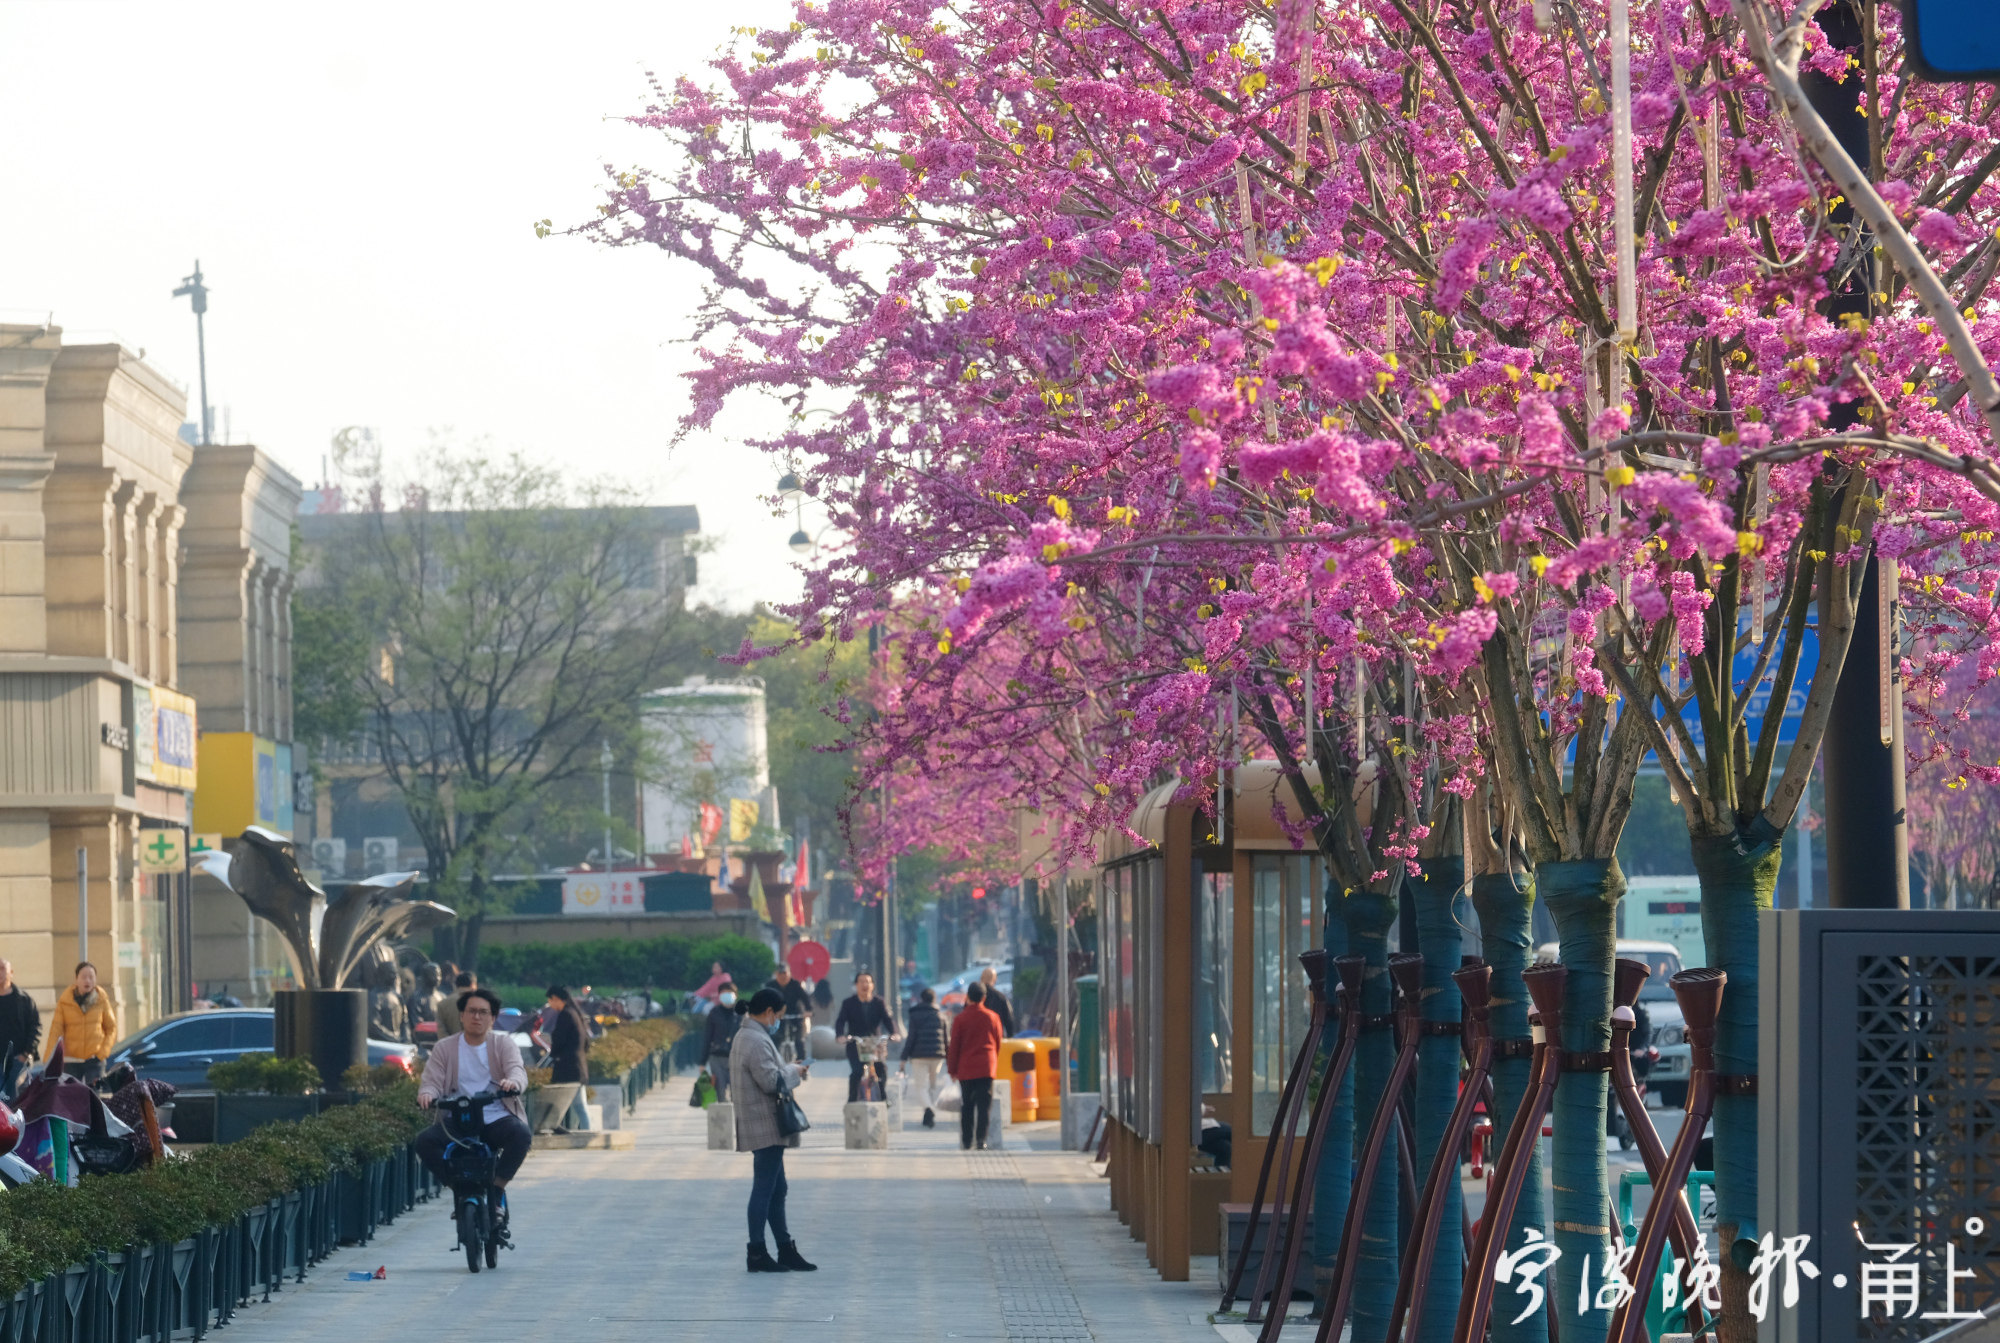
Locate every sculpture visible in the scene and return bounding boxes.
[367,950,410,1043]
[195,826,456,990]
[410,962,444,1025]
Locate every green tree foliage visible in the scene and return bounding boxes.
[308,444,687,969]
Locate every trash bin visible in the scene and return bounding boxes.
[1075,975,1099,1094]
[1002,1040,1039,1122]
[1031,1037,1062,1121]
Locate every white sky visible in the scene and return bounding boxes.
[0,0,810,612]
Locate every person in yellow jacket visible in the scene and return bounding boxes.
[44,962,116,1083]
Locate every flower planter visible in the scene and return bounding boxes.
[526,1084,580,1134]
[214,1095,321,1146]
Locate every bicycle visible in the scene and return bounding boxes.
[435,1090,512,1272]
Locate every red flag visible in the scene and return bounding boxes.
[680,834,693,858]
[698,801,725,847]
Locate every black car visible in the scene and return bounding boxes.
[104,1009,418,1091]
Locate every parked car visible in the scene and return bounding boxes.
[1532,939,1691,1106]
[104,1010,417,1091]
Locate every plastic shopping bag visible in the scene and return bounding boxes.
[689,1070,718,1108]
[936,1080,963,1114]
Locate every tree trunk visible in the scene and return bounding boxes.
[1342,887,1400,1339]
[1311,886,1354,1306]
[458,913,486,975]
[1411,857,1469,1342]
[1689,817,1783,1343]
[1539,858,1624,1343]
[1470,871,1549,1343]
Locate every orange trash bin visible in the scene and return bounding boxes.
[1002,1040,1039,1122]
[1031,1037,1061,1121]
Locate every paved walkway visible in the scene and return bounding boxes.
[212,1069,1220,1343]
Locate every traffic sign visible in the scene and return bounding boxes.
[1905,0,2000,82]
[788,940,831,983]
[137,830,186,875]
[188,833,225,859]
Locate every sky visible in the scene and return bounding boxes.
[0,0,808,612]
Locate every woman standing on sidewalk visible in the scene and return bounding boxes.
[45,962,115,1083]
[732,988,819,1274]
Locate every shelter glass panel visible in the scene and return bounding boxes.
[1249,852,1324,1135]
[1195,859,1233,1096]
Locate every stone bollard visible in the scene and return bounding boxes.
[987,1080,1009,1150]
[707,1102,736,1151]
[844,1101,890,1149]
[587,1084,624,1131]
[886,1071,906,1128]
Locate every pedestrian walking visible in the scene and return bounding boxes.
[979,966,1017,1037]
[731,988,818,1274]
[833,972,899,1103]
[947,981,1004,1150]
[45,962,115,1084]
[543,986,591,1084]
[0,960,40,1102]
[704,983,743,1101]
[900,986,949,1128]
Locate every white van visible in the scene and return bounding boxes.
[1532,939,1691,1106]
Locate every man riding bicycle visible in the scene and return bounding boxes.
[416,988,532,1223]
[766,966,814,1062]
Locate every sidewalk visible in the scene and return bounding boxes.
[207,1067,1219,1343]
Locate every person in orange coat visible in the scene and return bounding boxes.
[946,981,1004,1150]
[45,962,116,1083]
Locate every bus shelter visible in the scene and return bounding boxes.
[1097,761,1326,1280]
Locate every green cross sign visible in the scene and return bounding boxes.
[138,831,185,874]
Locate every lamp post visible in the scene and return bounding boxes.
[600,740,614,869]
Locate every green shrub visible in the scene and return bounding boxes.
[0,1081,429,1295]
[475,933,773,994]
[341,1061,416,1095]
[207,1053,322,1095]
[585,1017,686,1081]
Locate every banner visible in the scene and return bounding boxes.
[698,801,725,848]
[561,873,643,915]
[135,685,198,790]
[729,797,760,844]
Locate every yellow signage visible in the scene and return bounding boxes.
[134,685,198,790]
[729,797,760,844]
[192,734,293,836]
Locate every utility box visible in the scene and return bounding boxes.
[1759,909,2000,1343]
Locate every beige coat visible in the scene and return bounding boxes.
[417,1031,529,1124]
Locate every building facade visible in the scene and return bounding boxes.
[0,322,302,1028]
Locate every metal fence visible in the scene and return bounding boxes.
[1761,909,2000,1343]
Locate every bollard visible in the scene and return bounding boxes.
[1606,968,1726,1343]
[707,1102,736,1151]
[843,1101,890,1150]
[988,1079,1011,1149]
[1222,949,1331,1315]
[1452,962,1568,1343]
[1387,958,1495,1343]
[1608,957,1704,1336]
[1315,953,1427,1343]
[1252,953,1366,1337]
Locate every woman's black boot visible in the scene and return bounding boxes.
[777,1238,818,1272]
[747,1241,788,1272]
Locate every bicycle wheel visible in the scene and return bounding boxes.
[484,1198,500,1268]
[459,1198,484,1273]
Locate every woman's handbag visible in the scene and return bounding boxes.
[689,1070,717,1108]
[775,1081,811,1137]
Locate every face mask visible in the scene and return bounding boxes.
[767,1019,783,1038]
[719,992,737,1007]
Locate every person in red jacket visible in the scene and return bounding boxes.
[947,981,1005,1150]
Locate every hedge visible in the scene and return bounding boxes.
[477,933,774,994]
[0,1081,430,1295]
[587,1018,686,1082]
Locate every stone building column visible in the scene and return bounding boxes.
[158,504,183,689]
[0,328,60,655]
[43,468,120,660]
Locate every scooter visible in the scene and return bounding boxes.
[436,1090,514,1272]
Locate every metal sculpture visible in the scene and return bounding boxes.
[196,826,455,990]
[1222,948,1332,1315]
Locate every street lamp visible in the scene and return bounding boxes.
[777,470,805,505]
[789,527,813,554]
[599,740,614,869]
